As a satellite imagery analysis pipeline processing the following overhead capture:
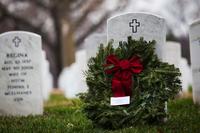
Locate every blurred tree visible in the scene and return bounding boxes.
[0,0,129,87]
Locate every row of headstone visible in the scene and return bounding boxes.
[60,13,193,99]
[58,34,107,98]
[59,13,167,98]
[0,12,198,116]
[163,41,192,92]
[0,31,53,116]
[106,14,200,105]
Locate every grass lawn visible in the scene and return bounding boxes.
[0,93,200,133]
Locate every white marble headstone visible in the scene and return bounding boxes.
[41,50,53,101]
[107,12,169,114]
[163,41,181,68]
[163,41,192,92]
[84,34,107,61]
[0,31,43,116]
[59,49,87,98]
[107,13,166,106]
[179,58,192,92]
[189,19,200,104]
[107,12,166,59]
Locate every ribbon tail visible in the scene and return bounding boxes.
[122,78,132,96]
[112,78,125,97]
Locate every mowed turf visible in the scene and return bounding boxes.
[0,94,200,133]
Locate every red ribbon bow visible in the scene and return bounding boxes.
[104,55,143,97]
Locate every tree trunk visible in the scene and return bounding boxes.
[50,7,62,87]
[61,19,75,67]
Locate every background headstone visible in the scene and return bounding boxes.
[179,58,192,92]
[0,31,43,116]
[84,34,107,61]
[107,12,166,59]
[41,50,53,101]
[163,41,181,68]
[59,33,106,98]
[189,19,200,104]
[163,41,192,92]
[59,49,87,98]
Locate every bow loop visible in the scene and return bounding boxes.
[104,54,120,74]
[129,56,143,74]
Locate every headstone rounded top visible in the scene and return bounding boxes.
[190,19,200,27]
[189,19,200,41]
[84,33,106,61]
[107,12,166,59]
[164,41,181,68]
[108,12,165,21]
[0,31,41,38]
[0,31,42,49]
[166,41,181,48]
[84,33,106,45]
[165,41,181,53]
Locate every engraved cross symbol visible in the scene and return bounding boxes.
[129,19,140,33]
[12,36,21,47]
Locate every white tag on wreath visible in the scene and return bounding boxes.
[110,96,130,106]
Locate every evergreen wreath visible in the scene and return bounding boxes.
[79,36,181,129]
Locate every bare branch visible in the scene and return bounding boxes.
[70,0,86,11]
[15,0,51,10]
[0,2,55,51]
[75,0,130,47]
[74,0,103,29]
[76,13,109,47]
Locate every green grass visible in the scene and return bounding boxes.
[0,94,200,133]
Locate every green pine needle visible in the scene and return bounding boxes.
[79,37,181,129]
